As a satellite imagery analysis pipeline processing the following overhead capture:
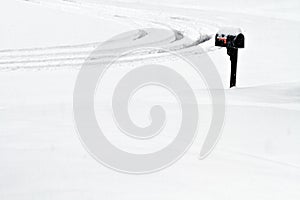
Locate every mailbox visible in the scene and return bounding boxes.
[215,27,244,49]
[215,27,245,88]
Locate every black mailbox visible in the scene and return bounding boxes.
[215,27,244,49]
[215,27,245,88]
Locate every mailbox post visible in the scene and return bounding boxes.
[215,27,244,88]
[227,47,238,88]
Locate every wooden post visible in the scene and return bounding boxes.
[227,47,238,88]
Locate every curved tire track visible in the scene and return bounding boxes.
[0,0,216,71]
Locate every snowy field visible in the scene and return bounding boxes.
[0,0,300,199]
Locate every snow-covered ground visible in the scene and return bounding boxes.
[0,0,300,199]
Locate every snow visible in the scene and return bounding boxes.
[217,27,242,36]
[0,0,300,199]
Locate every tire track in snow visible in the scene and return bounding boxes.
[0,0,215,71]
